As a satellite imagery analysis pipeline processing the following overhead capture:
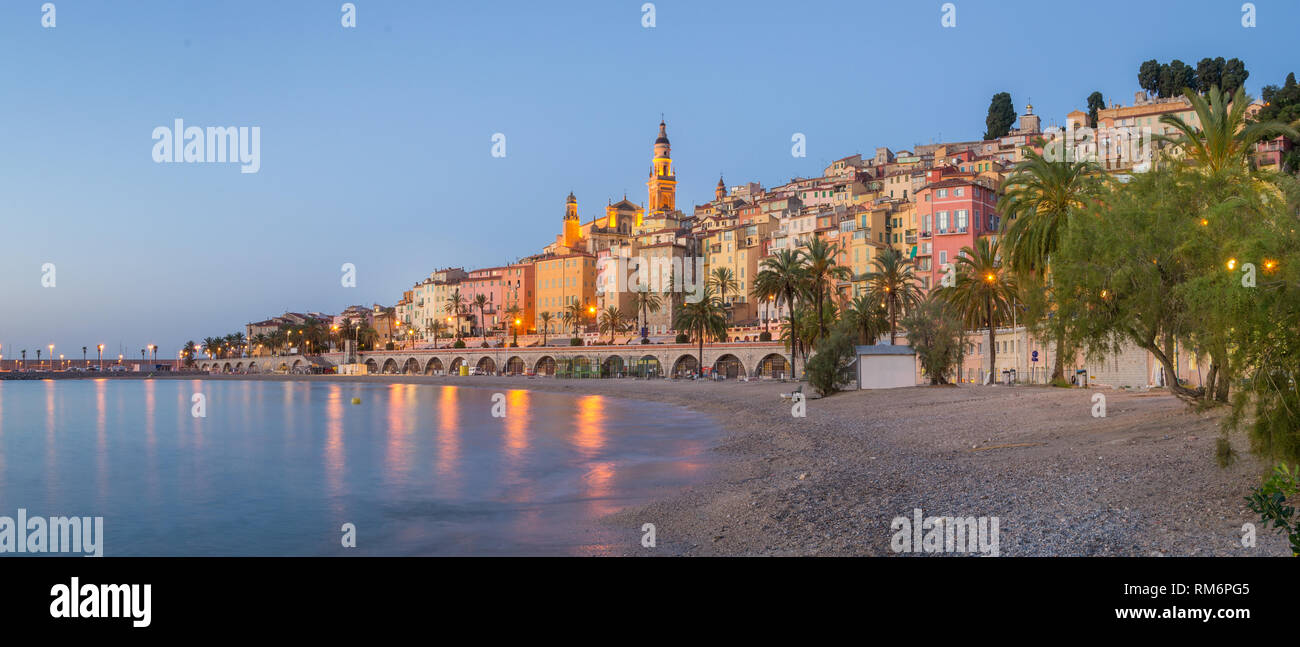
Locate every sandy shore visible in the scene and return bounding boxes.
[142,371,1292,557]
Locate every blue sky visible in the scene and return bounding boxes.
[2,0,1296,356]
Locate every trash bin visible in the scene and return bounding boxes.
[459,365,469,376]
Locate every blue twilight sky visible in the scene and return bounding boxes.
[1,0,1295,357]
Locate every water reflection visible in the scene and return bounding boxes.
[325,384,345,509]
[0,380,717,556]
[572,395,607,456]
[435,385,460,498]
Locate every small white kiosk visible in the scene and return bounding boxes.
[855,345,918,389]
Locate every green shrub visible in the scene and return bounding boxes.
[675,333,689,344]
[453,340,466,349]
[480,342,490,348]
[1246,463,1300,556]
[759,331,772,342]
[900,296,963,385]
[570,337,583,346]
[384,342,395,351]
[806,319,857,396]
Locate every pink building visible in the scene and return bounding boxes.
[915,165,1000,291]
[458,267,508,336]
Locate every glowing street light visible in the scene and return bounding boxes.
[1226,258,1237,271]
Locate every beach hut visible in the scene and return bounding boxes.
[855,345,918,389]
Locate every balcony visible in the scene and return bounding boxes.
[920,231,931,239]
[905,234,917,244]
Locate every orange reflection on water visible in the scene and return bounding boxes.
[435,386,460,496]
[504,389,530,457]
[572,395,608,456]
[584,460,618,518]
[325,384,345,504]
[96,379,109,501]
[384,384,415,477]
[45,380,56,493]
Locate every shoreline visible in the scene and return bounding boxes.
[21,372,1292,556]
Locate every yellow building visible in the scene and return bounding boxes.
[533,252,597,336]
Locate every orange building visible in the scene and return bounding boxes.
[533,252,597,336]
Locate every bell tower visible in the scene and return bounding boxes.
[647,119,676,212]
[563,191,580,249]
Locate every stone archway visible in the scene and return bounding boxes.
[402,358,420,374]
[223,362,233,373]
[534,356,555,376]
[381,358,399,374]
[756,353,789,379]
[424,357,444,375]
[364,358,379,374]
[672,354,699,378]
[633,355,661,378]
[449,357,467,374]
[235,362,244,372]
[601,356,625,378]
[476,357,496,375]
[505,356,526,375]
[247,362,261,374]
[713,354,746,379]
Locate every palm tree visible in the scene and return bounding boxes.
[799,237,852,341]
[860,247,924,344]
[426,320,446,349]
[673,286,727,377]
[752,249,807,377]
[708,267,739,320]
[846,293,889,345]
[539,312,554,346]
[445,288,466,340]
[599,306,630,345]
[1157,86,1299,176]
[562,302,587,338]
[181,341,196,367]
[632,288,662,341]
[252,333,268,356]
[504,304,523,346]
[1000,147,1102,380]
[200,337,219,359]
[939,237,1017,383]
[472,294,489,339]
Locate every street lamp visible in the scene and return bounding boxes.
[48,344,54,370]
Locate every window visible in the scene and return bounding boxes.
[955,188,964,197]
[956,210,968,231]
[939,250,948,265]
[937,189,948,198]
[938,211,949,232]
